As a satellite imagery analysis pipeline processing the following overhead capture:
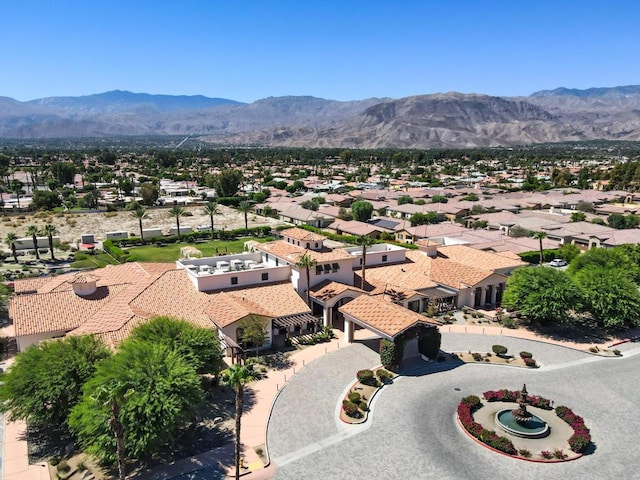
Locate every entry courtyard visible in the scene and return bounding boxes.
[268,334,639,480]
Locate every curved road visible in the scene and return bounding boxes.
[268,335,640,480]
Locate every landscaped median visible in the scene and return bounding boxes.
[340,367,396,424]
[452,346,540,368]
[457,389,592,462]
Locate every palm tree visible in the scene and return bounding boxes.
[91,382,130,480]
[5,232,18,263]
[296,253,317,306]
[26,225,40,260]
[42,224,58,261]
[532,231,547,266]
[131,206,148,241]
[168,206,186,241]
[238,200,253,233]
[221,364,258,480]
[202,201,220,240]
[356,234,374,289]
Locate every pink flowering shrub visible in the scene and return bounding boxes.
[555,405,591,453]
[457,397,516,455]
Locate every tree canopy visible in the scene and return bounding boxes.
[351,200,374,222]
[502,267,584,324]
[128,316,223,374]
[213,169,243,197]
[69,340,203,466]
[0,336,110,426]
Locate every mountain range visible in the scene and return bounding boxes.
[2,86,640,148]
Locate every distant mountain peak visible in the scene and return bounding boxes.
[530,85,640,98]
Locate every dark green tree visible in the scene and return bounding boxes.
[410,212,439,226]
[574,266,640,329]
[0,336,110,427]
[502,267,583,324]
[239,316,269,357]
[351,200,374,222]
[69,341,203,479]
[213,169,243,197]
[128,316,222,374]
[138,183,159,206]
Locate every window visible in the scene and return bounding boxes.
[306,243,310,249]
[315,243,319,249]
[408,300,420,312]
[331,263,340,271]
[316,265,323,275]
[261,272,269,281]
[323,264,331,273]
[382,255,388,262]
[231,276,238,285]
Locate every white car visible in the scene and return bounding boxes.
[549,259,567,267]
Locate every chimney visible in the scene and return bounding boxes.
[70,273,98,297]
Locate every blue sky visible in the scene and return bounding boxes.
[2,0,639,102]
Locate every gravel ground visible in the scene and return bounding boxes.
[0,205,283,245]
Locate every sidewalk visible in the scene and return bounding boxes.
[3,419,49,480]
[138,331,356,480]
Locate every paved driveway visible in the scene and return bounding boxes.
[268,336,640,480]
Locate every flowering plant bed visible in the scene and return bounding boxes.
[340,367,397,424]
[456,389,591,462]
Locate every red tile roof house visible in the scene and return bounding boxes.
[9,228,525,359]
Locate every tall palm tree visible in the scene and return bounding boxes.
[131,206,148,241]
[42,224,58,261]
[168,206,186,241]
[356,234,374,289]
[532,231,547,266]
[5,232,18,263]
[221,364,258,480]
[26,224,40,260]
[91,382,129,480]
[238,200,253,233]
[202,201,220,240]
[296,253,317,306]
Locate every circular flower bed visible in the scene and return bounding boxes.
[457,389,592,462]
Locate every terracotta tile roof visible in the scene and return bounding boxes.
[429,257,495,288]
[338,295,438,338]
[357,251,437,293]
[436,245,527,271]
[309,280,365,302]
[281,227,327,242]
[256,240,352,263]
[11,284,130,336]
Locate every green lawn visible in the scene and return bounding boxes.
[70,252,120,269]
[124,237,271,263]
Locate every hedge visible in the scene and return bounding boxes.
[518,249,560,264]
[110,226,272,247]
[103,239,129,263]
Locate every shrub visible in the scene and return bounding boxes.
[589,347,598,353]
[461,395,481,408]
[376,369,392,383]
[342,400,360,418]
[501,317,516,329]
[77,461,87,471]
[359,400,368,411]
[57,460,70,473]
[613,349,622,356]
[347,391,361,403]
[524,357,537,368]
[553,449,568,459]
[356,369,377,386]
[518,448,532,458]
[492,345,508,356]
[519,351,533,359]
[472,352,482,361]
[379,339,402,370]
[555,405,591,453]
[49,456,61,466]
[541,450,553,459]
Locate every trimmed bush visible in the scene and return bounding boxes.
[379,338,403,370]
[347,391,361,403]
[57,460,70,473]
[518,448,532,458]
[376,369,392,383]
[472,352,482,361]
[519,351,533,359]
[457,397,516,455]
[492,345,508,356]
[342,400,360,418]
[483,389,552,409]
[555,405,591,453]
[524,357,538,368]
[356,369,377,386]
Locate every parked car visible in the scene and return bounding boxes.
[549,258,567,267]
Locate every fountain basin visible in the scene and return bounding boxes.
[495,409,550,438]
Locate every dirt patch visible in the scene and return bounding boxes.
[0,205,283,245]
